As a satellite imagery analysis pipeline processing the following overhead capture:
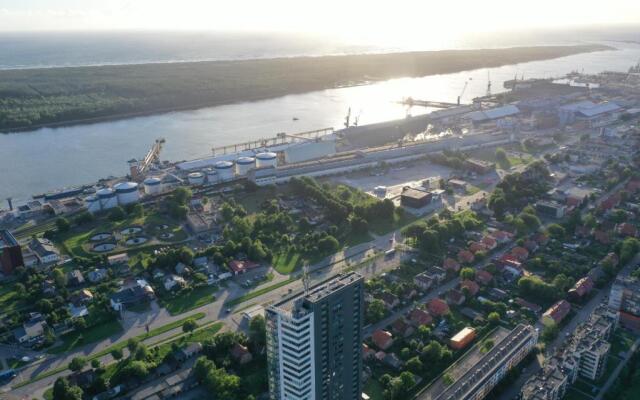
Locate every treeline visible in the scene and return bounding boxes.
[488,161,551,217]
[403,210,483,255]
[0,45,607,131]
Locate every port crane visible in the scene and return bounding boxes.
[129,138,165,181]
[486,71,492,97]
[457,78,471,105]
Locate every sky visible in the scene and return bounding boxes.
[1,0,640,41]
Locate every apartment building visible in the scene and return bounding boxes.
[609,275,640,332]
[266,272,364,400]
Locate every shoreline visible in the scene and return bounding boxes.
[0,44,612,134]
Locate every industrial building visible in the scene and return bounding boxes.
[0,230,23,275]
[400,187,433,208]
[85,182,140,213]
[266,272,364,400]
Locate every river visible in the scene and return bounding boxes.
[1,41,639,205]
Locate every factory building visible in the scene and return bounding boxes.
[114,182,140,205]
[143,177,163,195]
[235,156,256,176]
[215,161,235,181]
[266,272,364,400]
[0,230,24,275]
[283,140,336,164]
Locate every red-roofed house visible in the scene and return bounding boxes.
[600,193,621,212]
[626,179,640,193]
[594,230,612,245]
[523,240,539,253]
[443,258,461,273]
[510,247,530,261]
[363,344,376,360]
[542,300,571,327]
[372,329,394,350]
[491,230,513,244]
[428,298,450,317]
[515,298,542,314]
[616,223,638,237]
[566,196,582,208]
[601,252,619,268]
[408,308,433,327]
[379,292,400,310]
[228,260,259,275]
[447,289,466,306]
[481,236,497,250]
[468,242,487,254]
[568,277,594,301]
[230,343,253,365]
[458,250,475,264]
[460,280,480,297]
[475,270,494,286]
[534,233,549,246]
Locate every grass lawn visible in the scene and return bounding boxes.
[48,319,123,355]
[273,250,302,274]
[369,209,418,236]
[162,285,219,315]
[611,330,636,356]
[227,277,298,306]
[0,283,25,315]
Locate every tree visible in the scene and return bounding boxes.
[460,267,475,280]
[68,356,87,372]
[488,312,500,325]
[542,323,559,342]
[183,319,199,334]
[73,317,86,331]
[179,246,195,265]
[108,206,126,221]
[123,360,150,379]
[111,348,123,361]
[91,359,101,369]
[127,337,140,354]
[317,235,339,253]
[53,377,83,400]
[417,325,431,341]
[194,356,216,381]
[249,315,266,349]
[421,341,443,362]
[547,224,566,239]
[495,148,510,169]
[367,299,386,323]
[55,217,71,232]
[406,356,423,373]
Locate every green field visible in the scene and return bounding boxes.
[48,320,123,355]
[162,285,219,315]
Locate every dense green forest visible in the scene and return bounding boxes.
[0,44,608,132]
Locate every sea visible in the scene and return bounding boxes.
[0,27,639,205]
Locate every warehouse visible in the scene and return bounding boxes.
[400,187,433,208]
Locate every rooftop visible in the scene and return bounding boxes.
[0,230,19,248]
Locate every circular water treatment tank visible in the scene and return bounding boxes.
[114,182,140,205]
[255,152,278,168]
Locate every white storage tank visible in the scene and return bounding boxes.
[143,177,162,195]
[187,172,205,186]
[114,182,140,205]
[215,161,235,181]
[235,156,255,176]
[85,195,101,213]
[204,168,218,183]
[97,188,118,210]
[255,152,278,168]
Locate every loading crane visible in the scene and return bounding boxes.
[129,138,165,181]
[486,71,492,97]
[457,78,472,105]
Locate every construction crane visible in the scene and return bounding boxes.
[129,138,165,181]
[457,78,471,105]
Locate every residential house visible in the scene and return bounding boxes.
[447,289,466,306]
[475,270,494,286]
[67,270,85,287]
[13,313,47,344]
[175,342,203,362]
[414,272,435,291]
[428,298,450,317]
[481,236,497,250]
[164,274,187,291]
[382,353,403,370]
[87,268,108,283]
[568,277,594,301]
[408,308,433,327]
[372,329,394,350]
[230,343,253,365]
[460,280,480,297]
[110,279,155,312]
[515,298,542,314]
[362,344,376,360]
[379,292,400,310]
[29,237,60,264]
[443,258,461,273]
[510,246,530,261]
[542,300,571,327]
[228,260,259,275]
[70,289,93,305]
[523,240,539,253]
[616,223,637,237]
[391,318,415,338]
[469,242,487,254]
[41,279,57,296]
[458,250,475,264]
[491,230,513,244]
[175,262,190,275]
[107,253,129,266]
